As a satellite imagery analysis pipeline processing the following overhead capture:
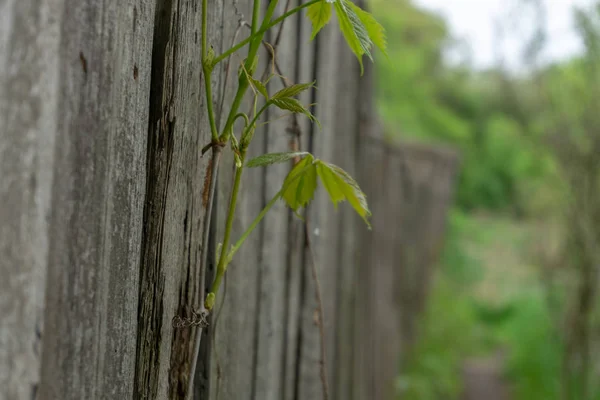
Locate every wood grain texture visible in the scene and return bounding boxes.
[208,0,261,398]
[27,0,154,399]
[0,1,62,398]
[133,0,223,398]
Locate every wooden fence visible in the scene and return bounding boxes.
[0,0,459,399]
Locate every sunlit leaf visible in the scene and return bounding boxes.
[316,160,371,227]
[307,0,333,40]
[246,151,310,168]
[281,155,317,212]
[335,0,373,74]
[316,162,345,206]
[347,1,387,55]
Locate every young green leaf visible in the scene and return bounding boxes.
[240,59,269,99]
[334,0,372,74]
[316,161,345,207]
[269,97,320,128]
[307,0,333,40]
[271,81,316,100]
[251,77,269,99]
[347,1,387,56]
[246,151,310,168]
[281,155,317,212]
[316,160,371,227]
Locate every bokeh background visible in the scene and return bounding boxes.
[372,0,600,399]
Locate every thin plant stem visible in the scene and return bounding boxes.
[229,188,282,260]
[219,0,281,142]
[186,145,222,400]
[213,0,320,66]
[208,151,247,302]
[201,0,219,141]
[250,0,261,34]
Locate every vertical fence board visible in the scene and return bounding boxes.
[253,2,299,399]
[332,40,362,400]
[282,6,316,400]
[296,20,342,400]
[208,0,262,398]
[133,0,223,398]
[40,0,153,398]
[0,1,62,398]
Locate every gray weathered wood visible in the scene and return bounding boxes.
[133,0,223,398]
[282,6,317,400]
[0,1,62,398]
[332,33,362,400]
[253,1,299,398]
[0,1,156,399]
[208,0,262,398]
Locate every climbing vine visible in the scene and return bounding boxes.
[186,0,386,396]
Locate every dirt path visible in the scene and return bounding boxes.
[461,355,511,400]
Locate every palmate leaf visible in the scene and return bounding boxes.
[307,0,333,40]
[274,152,371,228]
[246,151,310,168]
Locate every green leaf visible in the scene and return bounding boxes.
[246,151,310,168]
[239,59,268,98]
[272,81,316,100]
[269,97,320,128]
[251,77,269,99]
[316,162,345,207]
[307,0,333,40]
[281,155,317,212]
[347,1,387,55]
[334,0,373,74]
[316,160,371,227]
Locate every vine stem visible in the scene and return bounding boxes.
[186,146,222,400]
[219,0,281,142]
[229,188,281,259]
[213,0,321,66]
[201,0,218,141]
[208,150,247,301]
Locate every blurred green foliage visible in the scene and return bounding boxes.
[372,0,553,213]
[372,1,600,399]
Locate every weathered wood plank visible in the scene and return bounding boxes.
[253,1,299,398]
[297,19,342,400]
[133,0,222,398]
[25,0,154,399]
[0,1,62,398]
[332,34,362,400]
[282,5,316,400]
